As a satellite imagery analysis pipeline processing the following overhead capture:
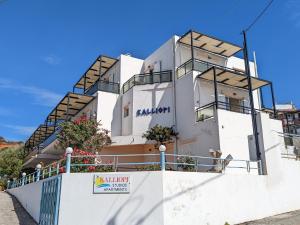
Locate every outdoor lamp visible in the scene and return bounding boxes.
[159,144,166,152]
[22,172,26,177]
[66,147,73,154]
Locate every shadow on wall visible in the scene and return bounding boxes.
[105,173,223,225]
[8,193,38,225]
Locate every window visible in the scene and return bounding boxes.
[124,106,129,118]
[225,97,243,113]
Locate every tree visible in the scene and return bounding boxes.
[142,125,178,149]
[57,115,111,153]
[0,145,26,179]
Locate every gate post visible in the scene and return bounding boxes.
[36,164,42,182]
[159,145,166,171]
[22,172,26,186]
[66,147,73,174]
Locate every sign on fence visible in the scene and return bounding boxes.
[93,174,130,194]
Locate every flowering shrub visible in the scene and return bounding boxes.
[66,147,113,173]
[57,115,111,153]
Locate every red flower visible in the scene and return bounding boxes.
[83,159,89,164]
[88,166,95,172]
[59,167,65,173]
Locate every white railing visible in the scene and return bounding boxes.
[7,152,261,189]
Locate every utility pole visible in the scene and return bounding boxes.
[242,30,262,174]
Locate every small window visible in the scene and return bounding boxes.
[124,106,129,118]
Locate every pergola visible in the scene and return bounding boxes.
[197,66,276,116]
[25,92,94,151]
[25,124,55,150]
[178,30,242,61]
[73,55,118,93]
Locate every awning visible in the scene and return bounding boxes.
[74,55,118,90]
[198,67,270,90]
[178,30,242,57]
[47,92,94,121]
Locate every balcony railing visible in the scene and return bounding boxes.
[196,101,252,122]
[86,80,120,95]
[177,58,230,79]
[122,70,172,94]
[196,102,215,122]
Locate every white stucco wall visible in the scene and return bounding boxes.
[132,83,174,135]
[217,109,253,161]
[143,36,174,73]
[175,71,220,157]
[9,154,300,225]
[7,178,44,223]
[119,54,144,86]
[96,91,119,132]
[58,172,164,225]
[163,160,300,225]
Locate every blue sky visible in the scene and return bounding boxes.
[0,0,299,141]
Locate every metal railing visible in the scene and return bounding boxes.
[7,152,261,189]
[122,70,172,93]
[7,160,65,189]
[86,80,120,95]
[195,101,252,122]
[176,58,241,79]
[196,102,215,122]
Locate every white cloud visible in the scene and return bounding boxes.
[0,78,62,107]
[42,54,61,65]
[3,124,36,136]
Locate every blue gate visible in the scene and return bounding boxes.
[39,175,61,225]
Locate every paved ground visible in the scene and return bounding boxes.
[0,191,37,225]
[238,210,300,225]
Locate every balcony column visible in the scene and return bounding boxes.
[66,94,70,121]
[242,30,262,174]
[213,67,218,109]
[190,30,194,70]
[83,74,87,93]
[270,82,277,118]
[54,109,58,127]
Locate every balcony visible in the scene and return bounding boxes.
[177,58,221,79]
[196,101,252,122]
[85,80,120,95]
[122,70,172,94]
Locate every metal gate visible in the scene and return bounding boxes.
[39,175,61,225]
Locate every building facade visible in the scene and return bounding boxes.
[23,30,279,172]
[276,103,300,135]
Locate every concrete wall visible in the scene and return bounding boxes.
[143,37,174,72]
[217,109,253,160]
[7,179,44,223]
[96,91,119,132]
[163,160,300,225]
[119,54,144,86]
[9,156,300,225]
[132,83,174,135]
[58,172,164,225]
[175,71,220,157]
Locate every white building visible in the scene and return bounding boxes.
[24,30,278,174]
[11,29,300,225]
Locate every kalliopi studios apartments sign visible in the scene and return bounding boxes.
[93,174,130,194]
[136,106,171,117]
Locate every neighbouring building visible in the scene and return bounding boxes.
[23,30,279,174]
[276,103,300,135]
